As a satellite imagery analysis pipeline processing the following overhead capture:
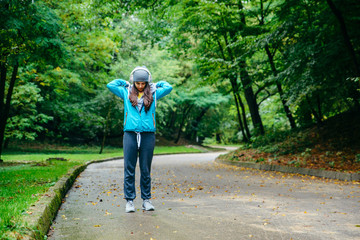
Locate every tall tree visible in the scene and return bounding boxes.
[0,0,63,160]
[272,0,360,125]
[169,0,265,137]
[325,0,360,76]
[246,0,297,129]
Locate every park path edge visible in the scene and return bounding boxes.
[21,157,121,240]
[20,150,359,239]
[215,158,360,182]
[19,151,209,239]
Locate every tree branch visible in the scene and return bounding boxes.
[257,90,274,107]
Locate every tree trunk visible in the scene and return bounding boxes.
[216,37,250,141]
[230,79,248,142]
[99,103,112,154]
[236,90,251,139]
[0,63,19,160]
[175,105,193,144]
[190,106,209,140]
[316,94,323,122]
[222,32,264,135]
[326,0,360,76]
[0,62,6,119]
[234,0,264,134]
[239,63,265,135]
[264,45,296,129]
[0,62,5,162]
[306,96,322,124]
[216,132,221,144]
[234,92,248,142]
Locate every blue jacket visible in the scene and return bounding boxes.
[107,79,173,132]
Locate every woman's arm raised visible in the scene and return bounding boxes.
[155,81,173,100]
[107,79,129,100]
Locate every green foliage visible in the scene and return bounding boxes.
[3,0,360,147]
[355,154,360,163]
[272,0,360,123]
[5,68,53,142]
[0,1,64,70]
[288,158,306,168]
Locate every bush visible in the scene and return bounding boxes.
[356,154,360,163]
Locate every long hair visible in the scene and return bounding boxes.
[129,83,153,112]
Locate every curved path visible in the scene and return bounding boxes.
[48,151,359,240]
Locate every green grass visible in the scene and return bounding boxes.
[1,146,202,163]
[154,146,203,154]
[0,161,80,238]
[0,145,203,238]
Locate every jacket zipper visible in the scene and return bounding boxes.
[124,112,128,126]
[152,113,155,128]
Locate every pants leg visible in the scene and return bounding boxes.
[123,132,138,200]
[138,132,155,200]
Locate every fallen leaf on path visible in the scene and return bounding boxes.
[333,211,347,215]
[94,225,101,227]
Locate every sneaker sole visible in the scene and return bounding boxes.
[126,208,135,213]
[142,207,155,211]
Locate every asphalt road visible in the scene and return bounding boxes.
[48,152,360,240]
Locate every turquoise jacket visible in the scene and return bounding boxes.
[107,79,172,132]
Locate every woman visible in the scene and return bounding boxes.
[107,66,172,213]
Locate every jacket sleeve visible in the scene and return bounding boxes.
[107,79,129,100]
[155,81,173,100]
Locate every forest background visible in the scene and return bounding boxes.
[1,0,360,166]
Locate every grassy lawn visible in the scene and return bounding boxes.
[1,146,202,163]
[0,161,80,237]
[0,145,203,238]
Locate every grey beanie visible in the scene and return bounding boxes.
[133,68,150,82]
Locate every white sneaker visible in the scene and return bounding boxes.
[142,199,155,211]
[125,200,135,213]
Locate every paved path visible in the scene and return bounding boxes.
[48,152,360,240]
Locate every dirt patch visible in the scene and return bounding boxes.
[219,111,360,173]
[0,162,29,167]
